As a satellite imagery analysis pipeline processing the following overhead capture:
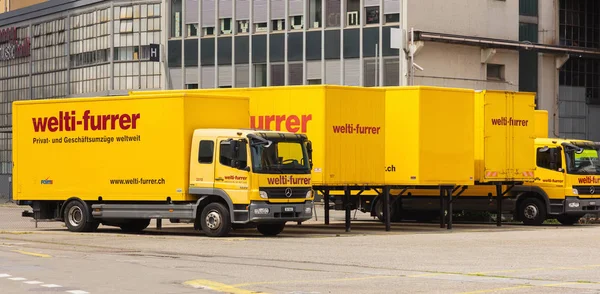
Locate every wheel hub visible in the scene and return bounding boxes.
[205,211,221,230]
[524,205,538,219]
[68,206,83,227]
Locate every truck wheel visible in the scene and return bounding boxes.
[200,202,231,237]
[556,215,580,226]
[519,198,546,226]
[63,200,99,232]
[119,219,151,232]
[257,223,286,236]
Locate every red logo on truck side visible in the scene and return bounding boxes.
[32,110,141,132]
[250,114,312,133]
[578,176,600,184]
[491,117,529,127]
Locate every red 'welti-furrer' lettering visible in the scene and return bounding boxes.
[578,176,600,184]
[266,175,311,185]
[32,110,141,132]
[332,124,381,135]
[491,117,529,127]
[250,114,312,133]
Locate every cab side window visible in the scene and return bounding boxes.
[537,147,562,171]
[219,141,248,169]
[219,142,234,167]
[198,140,214,163]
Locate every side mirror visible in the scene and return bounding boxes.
[306,140,314,168]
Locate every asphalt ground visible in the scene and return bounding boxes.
[1,203,600,294]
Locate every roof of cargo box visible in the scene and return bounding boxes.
[12,92,248,105]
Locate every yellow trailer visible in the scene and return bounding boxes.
[14,92,316,237]
[380,89,537,227]
[129,85,386,187]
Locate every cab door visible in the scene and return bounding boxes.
[189,137,216,189]
[213,137,252,205]
[533,146,566,200]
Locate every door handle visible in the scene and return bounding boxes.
[215,177,224,181]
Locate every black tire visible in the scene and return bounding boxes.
[63,200,99,232]
[257,223,286,236]
[519,198,547,226]
[556,215,581,226]
[374,198,399,222]
[200,202,231,237]
[119,219,151,232]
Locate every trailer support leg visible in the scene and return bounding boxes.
[344,186,351,232]
[447,187,453,230]
[383,186,391,232]
[439,187,445,228]
[324,189,330,225]
[156,218,162,230]
[496,184,503,227]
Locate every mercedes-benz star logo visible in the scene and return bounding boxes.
[591,186,595,195]
[285,188,293,198]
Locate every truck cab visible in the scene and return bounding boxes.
[187,129,315,236]
[522,138,600,225]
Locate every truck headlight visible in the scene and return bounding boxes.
[305,207,312,214]
[306,190,313,199]
[254,208,270,214]
[260,191,268,199]
[568,202,580,208]
[572,188,579,195]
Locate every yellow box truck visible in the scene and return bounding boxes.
[129,85,387,231]
[14,93,315,237]
[517,110,600,225]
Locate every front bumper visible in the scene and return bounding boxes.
[249,201,314,223]
[564,196,600,215]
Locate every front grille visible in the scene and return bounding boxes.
[573,186,600,195]
[262,187,310,199]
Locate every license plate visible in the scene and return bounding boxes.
[284,207,294,212]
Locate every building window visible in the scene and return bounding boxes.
[187,24,199,37]
[170,0,182,38]
[186,83,199,89]
[325,0,341,28]
[255,22,268,33]
[238,20,250,34]
[559,0,599,48]
[346,0,360,27]
[221,18,232,35]
[385,13,400,23]
[309,0,322,28]
[254,64,267,87]
[487,64,505,81]
[272,19,285,31]
[365,6,379,25]
[290,15,304,30]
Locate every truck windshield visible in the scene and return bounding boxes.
[565,145,600,175]
[250,140,311,174]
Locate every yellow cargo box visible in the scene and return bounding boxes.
[474,90,536,183]
[383,86,475,186]
[129,85,386,186]
[12,93,250,202]
[534,109,549,138]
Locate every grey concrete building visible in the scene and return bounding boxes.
[0,0,600,201]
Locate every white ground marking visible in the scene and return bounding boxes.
[24,281,44,285]
[0,274,11,278]
[41,284,62,288]
[66,290,90,294]
[8,277,26,281]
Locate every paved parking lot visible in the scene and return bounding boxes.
[1,203,600,294]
